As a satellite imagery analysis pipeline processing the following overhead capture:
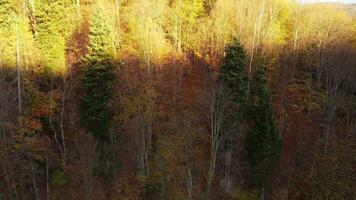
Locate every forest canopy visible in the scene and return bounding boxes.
[0,0,355,199]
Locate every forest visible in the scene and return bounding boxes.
[0,0,355,199]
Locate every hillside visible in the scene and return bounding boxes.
[0,0,355,199]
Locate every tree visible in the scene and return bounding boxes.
[246,65,281,197]
[0,2,43,198]
[322,43,354,154]
[219,38,248,191]
[79,5,118,195]
[204,80,226,194]
[81,4,116,142]
[169,0,205,53]
[0,0,16,67]
[34,0,76,72]
[219,38,248,120]
[123,0,167,177]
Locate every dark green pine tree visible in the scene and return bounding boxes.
[81,5,116,143]
[219,38,248,121]
[246,65,282,194]
[219,38,248,191]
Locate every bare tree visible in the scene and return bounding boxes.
[122,0,168,177]
[202,79,227,193]
[122,67,157,177]
[15,16,22,114]
[179,112,198,200]
[322,43,354,154]
[247,0,266,91]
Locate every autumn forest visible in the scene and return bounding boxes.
[0,0,355,199]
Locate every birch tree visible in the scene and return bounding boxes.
[322,43,354,154]
[124,0,168,176]
[203,79,227,193]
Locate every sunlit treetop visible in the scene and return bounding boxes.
[85,5,116,61]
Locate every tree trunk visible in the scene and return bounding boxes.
[46,155,50,200]
[247,0,265,92]
[76,0,80,17]
[223,137,232,192]
[15,18,22,114]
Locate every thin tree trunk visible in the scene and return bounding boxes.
[247,0,265,92]
[49,78,65,164]
[15,18,22,114]
[31,166,39,200]
[109,130,118,195]
[76,0,80,17]
[223,137,232,192]
[324,110,334,154]
[207,85,224,194]
[59,81,68,165]
[46,155,50,200]
[114,0,120,49]
[183,120,193,200]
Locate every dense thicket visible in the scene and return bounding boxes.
[0,0,355,199]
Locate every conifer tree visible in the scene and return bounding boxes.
[85,6,116,61]
[0,0,16,66]
[220,38,248,120]
[219,38,248,190]
[34,0,76,71]
[81,5,116,143]
[246,65,282,195]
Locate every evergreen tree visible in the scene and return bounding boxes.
[219,38,248,191]
[219,38,248,121]
[34,0,76,71]
[85,6,116,61]
[81,5,116,143]
[0,0,16,66]
[246,65,282,194]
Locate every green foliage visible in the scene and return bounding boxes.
[0,1,39,69]
[178,0,205,24]
[35,0,76,35]
[51,170,67,187]
[246,65,282,190]
[0,0,14,32]
[85,5,116,61]
[230,188,258,200]
[0,0,16,66]
[34,0,76,71]
[81,60,114,142]
[219,38,248,121]
[81,5,116,142]
[219,38,248,164]
[169,0,205,51]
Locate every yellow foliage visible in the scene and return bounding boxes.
[122,0,170,63]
